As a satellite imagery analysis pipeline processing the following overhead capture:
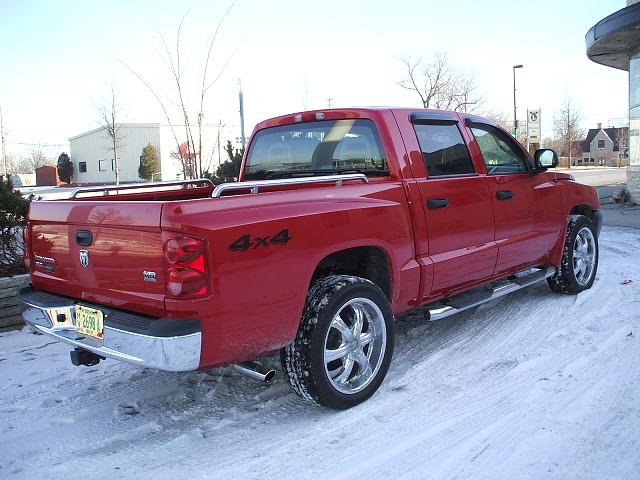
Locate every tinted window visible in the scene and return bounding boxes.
[244,119,388,180]
[471,125,528,174]
[413,123,475,176]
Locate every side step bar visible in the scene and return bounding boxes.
[426,267,556,321]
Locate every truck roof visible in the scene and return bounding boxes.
[254,107,461,131]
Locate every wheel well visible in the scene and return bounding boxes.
[570,204,596,223]
[310,247,392,299]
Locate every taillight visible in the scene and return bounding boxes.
[163,233,209,299]
[22,224,31,269]
[164,236,202,264]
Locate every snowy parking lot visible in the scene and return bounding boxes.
[1,226,639,480]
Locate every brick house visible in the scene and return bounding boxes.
[581,123,629,166]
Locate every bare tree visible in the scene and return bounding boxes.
[481,110,510,130]
[196,5,234,177]
[300,82,310,111]
[96,87,123,184]
[4,153,18,174]
[6,153,32,174]
[542,136,563,153]
[121,6,235,180]
[26,145,53,172]
[475,110,527,146]
[399,53,482,113]
[118,62,184,178]
[553,97,585,169]
[171,141,197,179]
[616,127,628,168]
[157,14,198,179]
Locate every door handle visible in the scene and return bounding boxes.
[496,190,514,200]
[427,198,449,209]
[76,230,93,246]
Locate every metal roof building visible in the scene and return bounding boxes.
[69,123,242,184]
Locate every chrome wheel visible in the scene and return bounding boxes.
[573,226,596,286]
[323,297,387,395]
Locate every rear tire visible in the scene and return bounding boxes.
[281,275,394,410]
[548,214,599,294]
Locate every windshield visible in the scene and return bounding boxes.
[244,119,388,180]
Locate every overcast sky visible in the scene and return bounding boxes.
[0,0,628,160]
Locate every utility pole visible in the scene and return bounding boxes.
[0,106,7,178]
[512,65,523,138]
[217,120,222,166]
[567,108,572,169]
[327,98,334,108]
[238,79,246,151]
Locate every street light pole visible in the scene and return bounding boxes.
[513,64,523,138]
[0,106,6,179]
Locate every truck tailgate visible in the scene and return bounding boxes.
[29,200,167,317]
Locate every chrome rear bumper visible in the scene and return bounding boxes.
[18,286,202,372]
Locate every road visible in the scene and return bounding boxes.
[557,167,627,188]
[1,227,639,480]
[557,167,626,204]
[551,167,640,229]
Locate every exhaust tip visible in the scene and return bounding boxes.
[263,369,276,383]
[233,361,276,383]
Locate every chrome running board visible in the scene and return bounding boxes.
[426,266,556,321]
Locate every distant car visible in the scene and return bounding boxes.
[19,108,601,409]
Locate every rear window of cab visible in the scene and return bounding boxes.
[244,119,388,180]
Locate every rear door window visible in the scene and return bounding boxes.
[413,124,475,177]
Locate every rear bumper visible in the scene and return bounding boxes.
[18,286,202,372]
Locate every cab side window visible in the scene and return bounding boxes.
[413,123,475,177]
[470,124,528,174]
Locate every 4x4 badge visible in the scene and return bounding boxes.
[79,250,89,268]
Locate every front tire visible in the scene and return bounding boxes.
[548,214,599,294]
[281,275,394,409]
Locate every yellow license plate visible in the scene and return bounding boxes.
[76,305,104,340]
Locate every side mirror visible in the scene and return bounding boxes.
[533,148,559,170]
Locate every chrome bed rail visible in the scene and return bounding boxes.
[211,174,369,198]
[70,178,214,198]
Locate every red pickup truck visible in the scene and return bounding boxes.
[19,108,601,409]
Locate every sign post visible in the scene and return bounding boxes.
[527,109,541,154]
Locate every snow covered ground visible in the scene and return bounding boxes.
[1,226,639,480]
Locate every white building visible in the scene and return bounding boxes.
[69,123,243,184]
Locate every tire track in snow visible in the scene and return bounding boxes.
[453,323,640,479]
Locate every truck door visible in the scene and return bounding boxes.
[465,121,563,275]
[402,112,497,299]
